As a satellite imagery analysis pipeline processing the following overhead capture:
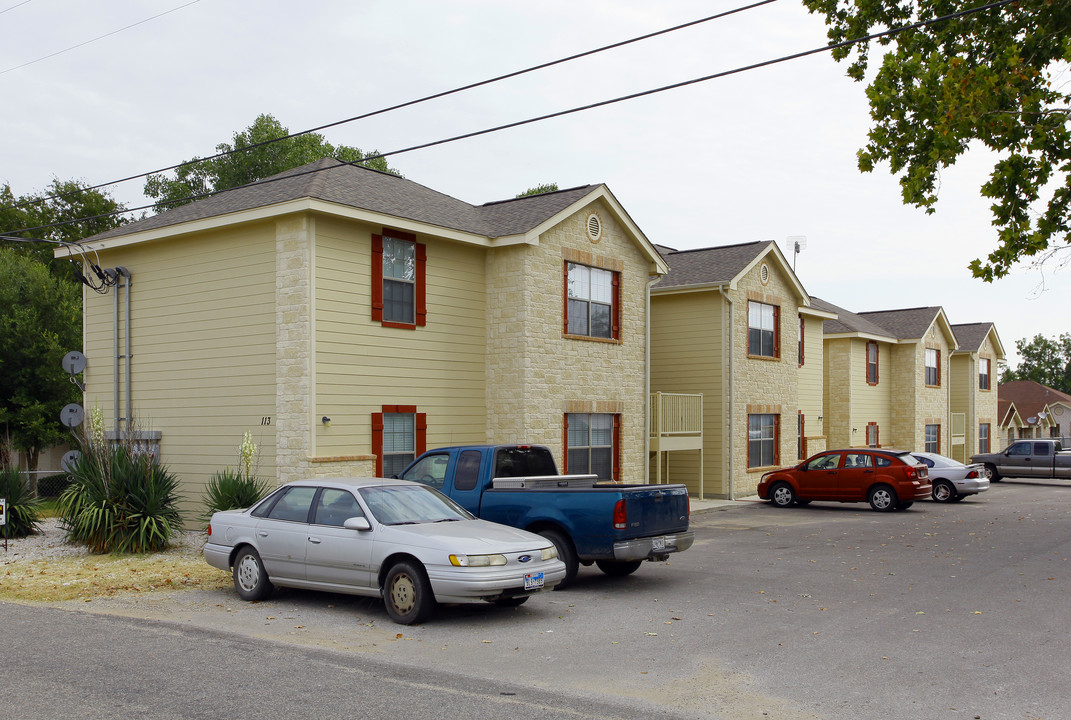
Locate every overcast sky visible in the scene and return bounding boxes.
[2,0,1063,366]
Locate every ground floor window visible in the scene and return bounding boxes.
[979,423,991,454]
[925,424,940,453]
[372,406,427,477]
[565,413,618,481]
[867,422,879,448]
[748,413,779,468]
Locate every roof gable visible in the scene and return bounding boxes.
[951,322,1006,359]
[999,380,1071,425]
[652,240,808,302]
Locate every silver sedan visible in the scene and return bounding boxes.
[911,452,991,503]
[204,477,566,624]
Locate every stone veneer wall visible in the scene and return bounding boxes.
[732,259,801,498]
[275,215,374,485]
[485,199,649,482]
[823,338,853,450]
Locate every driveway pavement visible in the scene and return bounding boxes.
[33,481,1071,719]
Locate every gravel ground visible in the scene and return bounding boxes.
[1,518,204,561]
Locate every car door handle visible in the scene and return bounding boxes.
[308,537,322,544]
[863,470,874,473]
[257,530,268,537]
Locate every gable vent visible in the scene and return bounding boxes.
[760,263,770,285]
[586,213,603,243]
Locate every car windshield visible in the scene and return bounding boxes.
[358,484,475,526]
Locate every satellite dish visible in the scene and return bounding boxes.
[60,403,85,428]
[61,450,82,472]
[62,351,87,375]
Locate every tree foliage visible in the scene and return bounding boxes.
[802,0,1071,280]
[516,183,560,198]
[0,248,82,471]
[144,113,402,211]
[1,180,129,281]
[1000,332,1071,392]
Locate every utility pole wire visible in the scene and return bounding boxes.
[5,0,1018,237]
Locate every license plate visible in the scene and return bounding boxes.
[652,536,666,551]
[524,572,544,590]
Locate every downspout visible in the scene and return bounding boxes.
[113,268,132,435]
[121,268,132,432]
[113,277,120,435]
[644,274,657,484]
[720,287,735,501]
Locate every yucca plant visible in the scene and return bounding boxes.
[200,467,271,523]
[0,465,42,539]
[60,431,182,554]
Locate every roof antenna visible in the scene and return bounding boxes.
[788,235,807,272]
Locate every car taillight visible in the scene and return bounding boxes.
[207,524,212,537]
[905,466,918,480]
[613,499,627,530]
[966,469,979,478]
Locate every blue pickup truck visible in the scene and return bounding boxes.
[398,444,694,588]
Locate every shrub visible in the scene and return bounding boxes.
[60,438,183,554]
[200,467,271,523]
[0,465,42,539]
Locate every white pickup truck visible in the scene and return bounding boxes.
[970,439,1071,481]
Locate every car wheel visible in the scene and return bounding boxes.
[384,560,436,625]
[932,480,956,503]
[867,485,897,512]
[595,560,643,576]
[769,482,797,508]
[233,546,274,601]
[538,528,578,590]
[492,596,530,608]
[984,463,1002,482]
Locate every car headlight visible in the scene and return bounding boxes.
[449,553,507,567]
[541,546,558,561]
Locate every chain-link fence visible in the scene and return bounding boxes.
[18,470,71,501]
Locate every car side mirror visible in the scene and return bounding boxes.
[343,517,372,531]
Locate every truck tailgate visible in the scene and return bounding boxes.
[622,485,690,535]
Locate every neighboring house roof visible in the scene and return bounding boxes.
[811,297,897,340]
[951,322,1006,359]
[71,158,667,273]
[998,380,1071,427]
[817,301,958,348]
[999,398,1024,429]
[652,240,810,303]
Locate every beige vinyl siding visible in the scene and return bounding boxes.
[82,224,277,518]
[314,218,488,457]
[798,312,824,455]
[853,339,891,446]
[650,290,725,496]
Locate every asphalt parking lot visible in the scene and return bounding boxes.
[38,480,1071,720]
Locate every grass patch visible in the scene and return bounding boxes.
[0,548,231,602]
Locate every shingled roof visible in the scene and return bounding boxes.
[811,297,896,339]
[856,307,945,340]
[999,380,1071,425]
[652,241,774,290]
[85,158,599,242]
[951,322,999,354]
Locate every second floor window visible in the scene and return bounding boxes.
[565,263,618,340]
[866,341,879,385]
[748,301,778,358]
[925,348,940,386]
[979,358,991,390]
[372,230,427,328]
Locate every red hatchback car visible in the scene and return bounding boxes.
[757,449,931,512]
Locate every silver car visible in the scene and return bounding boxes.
[910,452,990,503]
[204,477,566,624]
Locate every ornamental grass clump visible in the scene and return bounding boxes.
[0,464,42,539]
[59,414,183,554]
[200,431,270,524]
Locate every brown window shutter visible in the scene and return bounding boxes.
[562,413,569,472]
[371,412,384,476]
[611,272,621,340]
[416,242,427,327]
[371,234,384,322]
[416,413,427,455]
[774,305,781,358]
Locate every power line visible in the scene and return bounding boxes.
[4,0,1019,238]
[0,0,780,213]
[0,0,201,76]
[0,1,33,16]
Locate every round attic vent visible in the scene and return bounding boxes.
[586,212,603,243]
[760,263,770,285]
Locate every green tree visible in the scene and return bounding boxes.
[0,248,82,473]
[802,0,1071,280]
[144,113,401,211]
[1,180,129,281]
[1000,332,1071,392]
[516,183,560,198]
